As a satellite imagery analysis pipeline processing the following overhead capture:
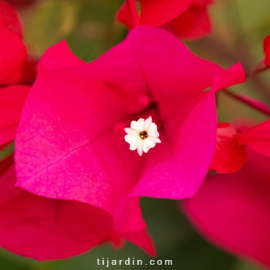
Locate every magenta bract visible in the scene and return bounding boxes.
[15,26,245,259]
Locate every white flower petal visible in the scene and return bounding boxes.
[137,140,144,156]
[124,127,139,136]
[125,135,139,151]
[129,143,138,150]
[131,118,144,131]
[148,123,158,137]
[145,139,156,148]
[143,143,151,153]
[143,116,152,131]
[148,136,161,143]
[124,134,133,143]
[143,139,156,153]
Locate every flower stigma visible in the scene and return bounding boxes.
[139,131,148,139]
[124,116,161,156]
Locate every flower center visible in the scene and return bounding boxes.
[124,116,161,156]
[139,131,148,140]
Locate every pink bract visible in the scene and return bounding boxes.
[116,0,213,39]
[15,26,245,258]
[183,148,270,268]
[0,155,154,260]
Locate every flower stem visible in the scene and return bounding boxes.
[246,61,270,77]
[223,89,270,117]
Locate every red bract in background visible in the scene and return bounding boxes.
[0,0,32,146]
[183,148,270,269]
[210,123,247,174]
[0,155,154,260]
[0,0,26,84]
[117,0,213,39]
[236,119,270,157]
[0,0,37,146]
[0,85,30,145]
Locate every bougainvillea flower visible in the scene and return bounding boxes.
[236,119,270,157]
[0,0,26,85]
[116,0,213,39]
[183,148,270,268]
[0,85,31,145]
[263,35,270,66]
[210,123,247,174]
[15,26,245,244]
[0,155,154,260]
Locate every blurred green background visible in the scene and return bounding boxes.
[1,0,270,269]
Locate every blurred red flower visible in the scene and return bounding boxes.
[0,155,154,260]
[0,0,37,146]
[0,0,26,83]
[236,119,270,157]
[210,123,247,174]
[183,119,270,268]
[183,147,270,269]
[116,0,213,39]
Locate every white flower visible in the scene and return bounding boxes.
[124,116,161,156]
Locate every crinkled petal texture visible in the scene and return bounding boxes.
[210,123,247,173]
[0,85,30,145]
[236,119,270,157]
[264,35,270,67]
[183,148,270,269]
[15,26,245,243]
[0,156,154,260]
[117,0,212,39]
